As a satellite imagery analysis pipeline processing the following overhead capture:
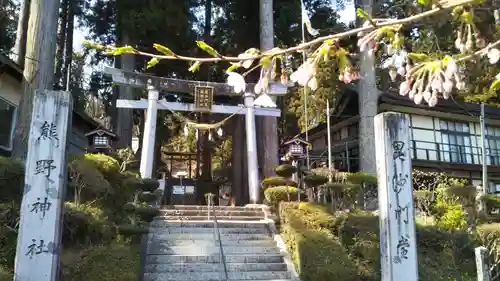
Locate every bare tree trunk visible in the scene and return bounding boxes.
[200,0,213,187]
[115,33,135,148]
[62,0,74,90]
[109,57,120,131]
[54,0,68,89]
[14,0,31,68]
[204,0,212,42]
[356,0,378,175]
[259,0,279,179]
[12,0,61,160]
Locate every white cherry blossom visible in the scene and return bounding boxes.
[308,77,318,91]
[389,68,397,81]
[238,53,254,69]
[226,71,246,93]
[399,81,410,96]
[290,61,315,86]
[409,88,417,99]
[397,66,406,77]
[423,90,431,103]
[254,93,277,108]
[431,78,443,92]
[428,94,438,107]
[445,58,457,79]
[414,92,423,105]
[443,79,453,93]
[488,48,500,64]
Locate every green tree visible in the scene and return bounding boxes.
[0,0,18,53]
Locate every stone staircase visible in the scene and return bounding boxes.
[141,205,299,281]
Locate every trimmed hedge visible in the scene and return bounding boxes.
[275,164,296,178]
[264,186,299,206]
[261,176,297,190]
[279,202,476,281]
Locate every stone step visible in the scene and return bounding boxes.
[156,215,265,221]
[145,262,287,273]
[148,233,273,241]
[143,271,291,281]
[148,239,276,247]
[161,205,266,212]
[148,227,270,234]
[146,254,284,264]
[150,220,270,228]
[159,210,265,217]
[146,245,281,255]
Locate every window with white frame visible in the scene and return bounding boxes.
[489,182,500,195]
[440,120,473,164]
[486,127,500,165]
[0,98,16,150]
[93,135,108,147]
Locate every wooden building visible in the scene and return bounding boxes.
[295,87,500,194]
[0,54,106,156]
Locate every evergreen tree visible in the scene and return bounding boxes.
[0,0,18,54]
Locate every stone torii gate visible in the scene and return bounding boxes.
[104,67,286,203]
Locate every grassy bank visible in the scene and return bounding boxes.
[0,153,144,281]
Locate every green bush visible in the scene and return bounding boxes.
[261,176,297,190]
[476,223,500,251]
[62,203,114,246]
[0,266,12,281]
[279,202,362,281]
[141,179,159,192]
[61,243,140,281]
[483,195,500,214]
[264,186,298,206]
[433,199,467,231]
[68,157,111,204]
[135,206,159,221]
[279,202,476,281]
[275,164,296,178]
[0,222,17,272]
[83,153,121,182]
[346,172,377,185]
[303,174,328,187]
[0,156,24,202]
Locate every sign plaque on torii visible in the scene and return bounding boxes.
[105,67,287,203]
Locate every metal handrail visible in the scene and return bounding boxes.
[207,194,228,281]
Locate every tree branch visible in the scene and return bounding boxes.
[94,0,475,63]
[457,39,500,62]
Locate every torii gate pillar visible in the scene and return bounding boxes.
[140,83,159,179]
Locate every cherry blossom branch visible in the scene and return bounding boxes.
[456,38,500,62]
[85,0,474,63]
[396,36,500,107]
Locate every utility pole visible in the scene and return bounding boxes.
[480,102,488,211]
[326,99,332,181]
[301,1,310,169]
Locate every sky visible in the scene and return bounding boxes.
[73,1,356,53]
